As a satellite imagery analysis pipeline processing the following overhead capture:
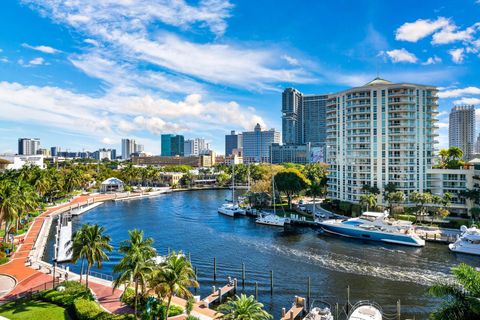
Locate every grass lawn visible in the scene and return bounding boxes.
[0,299,71,320]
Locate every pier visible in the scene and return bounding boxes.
[280,296,306,320]
[201,278,237,307]
[70,201,104,216]
[54,213,72,263]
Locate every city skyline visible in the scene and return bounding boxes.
[0,1,480,154]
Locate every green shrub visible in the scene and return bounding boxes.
[73,298,134,320]
[39,281,92,307]
[120,287,135,306]
[186,316,201,320]
[0,251,8,265]
[168,304,184,317]
[339,201,352,213]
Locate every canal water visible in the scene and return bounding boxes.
[44,190,478,319]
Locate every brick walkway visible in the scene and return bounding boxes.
[0,195,130,314]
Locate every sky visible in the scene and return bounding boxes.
[0,0,479,154]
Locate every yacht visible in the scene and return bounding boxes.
[348,301,382,320]
[218,164,246,217]
[255,213,290,227]
[318,211,425,247]
[449,225,480,256]
[218,202,246,217]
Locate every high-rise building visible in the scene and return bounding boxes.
[449,105,476,160]
[282,88,303,144]
[303,94,328,145]
[161,134,184,156]
[18,138,40,155]
[135,144,144,153]
[185,138,211,156]
[476,134,480,154]
[51,147,58,157]
[271,143,311,164]
[242,123,280,163]
[121,138,136,160]
[326,78,438,204]
[225,131,243,156]
[95,148,113,161]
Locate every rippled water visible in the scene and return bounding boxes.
[45,190,478,319]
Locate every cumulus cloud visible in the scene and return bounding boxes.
[101,137,114,144]
[395,17,450,42]
[21,43,60,54]
[432,23,480,45]
[0,81,266,142]
[422,56,442,65]
[29,57,45,65]
[384,48,418,63]
[281,55,300,66]
[438,86,480,98]
[449,48,465,63]
[453,97,480,105]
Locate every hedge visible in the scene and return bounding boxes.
[73,298,134,320]
[39,281,92,307]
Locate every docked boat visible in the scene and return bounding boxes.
[255,213,290,227]
[318,211,425,247]
[218,202,246,217]
[218,164,246,217]
[347,301,382,320]
[449,225,480,256]
[303,300,334,320]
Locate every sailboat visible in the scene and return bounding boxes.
[256,163,290,227]
[218,163,246,217]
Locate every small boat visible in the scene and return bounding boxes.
[255,213,290,227]
[304,300,334,320]
[449,225,480,256]
[348,301,382,320]
[318,211,425,247]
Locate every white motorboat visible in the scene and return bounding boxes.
[303,301,334,320]
[449,225,480,256]
[318,211,425,247]
[255,213,290,227]
[348,301,382,320]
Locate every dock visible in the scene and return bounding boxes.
[201,279,237,307]
[281,296,306,320]
[70,201,103,216]
[54,213,72,263]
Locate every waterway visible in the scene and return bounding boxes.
[44,189,478,319]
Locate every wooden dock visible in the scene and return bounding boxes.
[281,296,306,320]
[201,280,237,307]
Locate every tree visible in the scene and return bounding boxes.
[114,229,156,317]
[385,191,405,215]
[306,180,324,215]
[302,163,328,183]
[149,251,198,319]
[67,224,91,283]
[470,207,480,222]
[429,263,480,320]
[439,149,450,168]
[83,224,112,288]
[448,147,464,161]
[359,193,377,212]
[409,192,432,223]
[216,172,231,187]
[274,169,310,209]
[218,294,272,320]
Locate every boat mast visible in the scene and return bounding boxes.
[232,163,235,204]
[270,147,276,215]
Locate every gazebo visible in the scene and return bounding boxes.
[100,177,125,193]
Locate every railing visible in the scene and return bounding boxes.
[88,270,113,281]
[3,279,64,302]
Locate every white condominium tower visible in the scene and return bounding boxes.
[449,105,476,160]
[326,78,438,204]
[121,138,136,160]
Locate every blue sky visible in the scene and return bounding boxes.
[0,0,479,154]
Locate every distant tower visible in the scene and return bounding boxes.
[449,105,476,160]
[18,138,40,155]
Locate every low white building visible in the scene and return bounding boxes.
[0,154,45,170]
[100,177,125,193]
[427,159,480,217]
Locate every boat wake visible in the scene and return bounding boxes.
[223,234,452,286]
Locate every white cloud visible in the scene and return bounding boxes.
[437,121,449,128]
[84,39,99,46]
[21,43,60,54]
[281,55,299,66]
[438,86,480,98]
[22,0,311,90]
[449,48,465,63]
[422,56,442,65]
[101,137,114,145]
[0,81,266,144]
[385,48,418,63]
[432,23,480,45]
[453,97,480,105]
[395,17,450,42]
[29,57,45,65]
[0,57,8,63]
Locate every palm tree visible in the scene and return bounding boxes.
[439,149,450,168]
[359,193,377,212]
[113,229,156,317]
[83,224,112,288]
[409,191,432,222]
[0,181,21,243]
[429,263,480,320]
[218,294,272,320]
[306,180,323,216]
[448,147,464,161]
[384,191,405,215]
[67,224,92,283]
[149,251,198,319]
